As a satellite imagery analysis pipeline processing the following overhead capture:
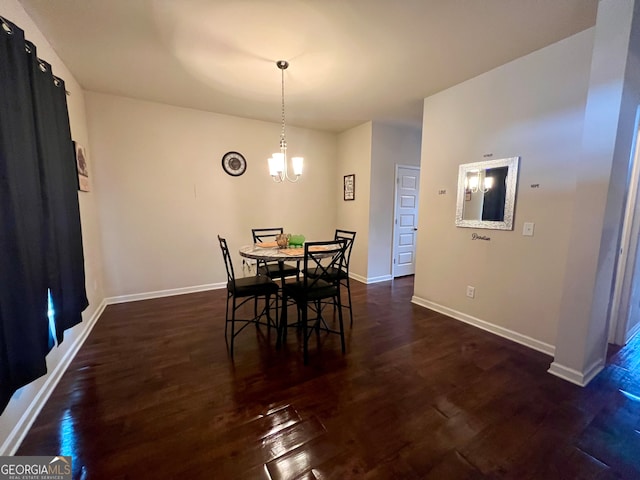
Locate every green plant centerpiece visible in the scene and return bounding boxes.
[289,234,305,247]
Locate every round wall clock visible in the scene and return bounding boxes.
[221,151,247,176]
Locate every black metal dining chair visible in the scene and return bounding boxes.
[279,240,347,364]
[218,235,279,357]
[303,229,356,326]
[251,227,299,280]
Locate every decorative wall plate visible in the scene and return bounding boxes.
[221,151,247,176]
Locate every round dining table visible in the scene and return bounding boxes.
[238,243,339,346]
[238,244,307,313]
[239,243,304,348]
[239,243,306,265]
[238,243,339,278]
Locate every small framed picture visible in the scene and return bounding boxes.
[74,141,90,192]
[344,174,355,201]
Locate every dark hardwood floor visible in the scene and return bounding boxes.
[17,276,640,479]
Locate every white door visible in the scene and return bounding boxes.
[393,166,420,277]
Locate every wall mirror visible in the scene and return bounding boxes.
[455,156,519,230]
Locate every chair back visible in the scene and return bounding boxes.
[252,227,284,243]
[217,235,236,285]
[335,229,356,273]
[302,240,347,291]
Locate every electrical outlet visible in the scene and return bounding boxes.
[466,286,475,298]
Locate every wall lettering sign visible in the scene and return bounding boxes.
[471,233,491,241]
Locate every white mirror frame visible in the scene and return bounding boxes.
[455,156,520,230]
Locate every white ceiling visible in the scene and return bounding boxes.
[18,0,598,133]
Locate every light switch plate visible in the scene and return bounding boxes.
[523,222,535,236]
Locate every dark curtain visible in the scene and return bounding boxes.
[0,18,88,414]
[482,166,509,222]
[27,41,88,342]
[0,18,50,413]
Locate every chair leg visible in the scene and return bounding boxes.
[265,293,277,332]
[254,297,259,327]
[345,277,354,327]
[224,293,230,341]
[277,292,288,348]
[274,293,279,332]
[337,293,345,354]
[230,296,237,358]
[302,303,309,364]
[315,300,322,332]
[264,294,270,332]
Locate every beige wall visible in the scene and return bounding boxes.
[335,121,421,282]
[336,123,372,280]
[0,0,106,453]
[85,92,338,298]
[553,0,640,382]
[413,28,594,349]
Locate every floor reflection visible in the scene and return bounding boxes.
[58,409,78,459]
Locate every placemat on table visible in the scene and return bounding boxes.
[281,248,304,256]
[281,246,329,256]
[256,241,278,248]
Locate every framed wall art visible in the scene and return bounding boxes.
[344,174,355,201]
[73,141,90,192]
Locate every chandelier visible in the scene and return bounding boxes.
[268,60,303,183]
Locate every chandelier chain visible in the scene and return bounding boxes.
[280,66,286,150]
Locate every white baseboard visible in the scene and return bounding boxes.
[367,274,393,284]
[106,282,226,304]
[350,273,367,284]
[410,295,555,356]
[350,273,393,284]
[547,359,604,387]
[1,299,107,456]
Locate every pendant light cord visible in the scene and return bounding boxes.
[280,63,287,151]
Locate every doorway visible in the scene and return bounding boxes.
[609,108,640,346]
[392,165,420,277]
